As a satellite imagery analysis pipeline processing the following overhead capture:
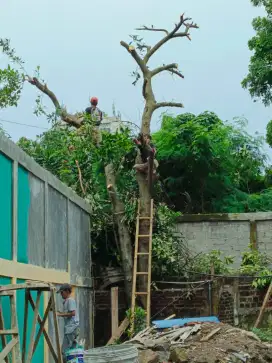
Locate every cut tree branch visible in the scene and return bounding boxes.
[151,63,183,77]
[25,76,82,128]
[136,26,169,35]
[120,41,149,75]
[155,101,184,110]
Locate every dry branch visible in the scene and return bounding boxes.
[136,25,169,35]
[25,76,82,128]
[75,160,86,196]
[155,101,184,110]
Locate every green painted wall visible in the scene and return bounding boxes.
[0,162,44,362]
[0,153,12,260]
[17,165,30,264]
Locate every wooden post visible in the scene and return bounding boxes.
[254,281,272,328]
[26,291,42,363]
[51,289,63,362]
[111,287,119,337]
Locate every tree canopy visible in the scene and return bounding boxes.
[242,0,272,106]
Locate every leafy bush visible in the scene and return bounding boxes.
[239,245,272,288]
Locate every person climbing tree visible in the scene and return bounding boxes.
[133,134,159,176]
[85,96,103,145]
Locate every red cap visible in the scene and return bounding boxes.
[90,97,98,105]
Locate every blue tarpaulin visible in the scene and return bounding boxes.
[152,316,220,329]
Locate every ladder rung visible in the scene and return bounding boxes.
[138,235,151,238]
[0,329,18,335]
[139,217,151,220]
[137,252,149,255]
[136,272,148,275]
[135,292,148,295]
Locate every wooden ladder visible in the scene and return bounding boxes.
[131,198,154,333]
[0,290,21,363]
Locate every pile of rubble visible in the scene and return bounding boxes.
[127,322,272,363]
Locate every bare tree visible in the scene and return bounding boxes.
[121,14,198,134]
[120,14,198,305]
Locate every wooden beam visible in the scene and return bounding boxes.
[111,287,119,337]
[0,305,9,363]
[0,338,18,362]
[51,290,63,363]
[0,283,51,292]
[254,281,272,328]
[22,290,29,363]
[107,318,129,345]
[26,291,42,363]
[0,259,69,284]
[28,293,58,362]
[0,329,18,335]
[33,296,52,355]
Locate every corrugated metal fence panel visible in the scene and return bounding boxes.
[0,152,13,260]
[17,165,31,264]
[28,173,45,267]
[68,202,91,286]
[76,287,92,349]
[47,186,68,271]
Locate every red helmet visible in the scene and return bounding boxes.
[90,97,98,105]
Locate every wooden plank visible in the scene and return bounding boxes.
[200,327,221,342]
[0,283,50,292]
[0,338,18,362]
[0,305,9,363]
[22,290,29,363]
[26,291,42,363]
[0,260,70,285]
[111,287,119,337]
[28,293,58,362]
[10,289,22,363]
[164,314,176,320]
[33,296,52,356]
[51,289,63,363]
[43,291,49,363]
[107,318,129,345]
[0,329,18,335]
[254,281,272,328]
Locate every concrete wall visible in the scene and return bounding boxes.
[0,134,93,362]
[176,213,272,267]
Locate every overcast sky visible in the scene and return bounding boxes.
[1,0,271,154]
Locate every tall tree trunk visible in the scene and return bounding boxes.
[136,90,155,308]
[105,164,133,303]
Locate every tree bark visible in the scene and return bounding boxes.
[105,164,133,302]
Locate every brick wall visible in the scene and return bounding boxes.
[94,279,272,346]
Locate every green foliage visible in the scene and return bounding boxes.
[242,0,272,106]
[152,204,191,278]
[239,245,272,288]
[252,326,272,342]
[126,306,146,337]
[191,250,234,276]
[0,39,25,108]
[154,112,268,213]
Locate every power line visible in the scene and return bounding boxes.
[0,118,48,130]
